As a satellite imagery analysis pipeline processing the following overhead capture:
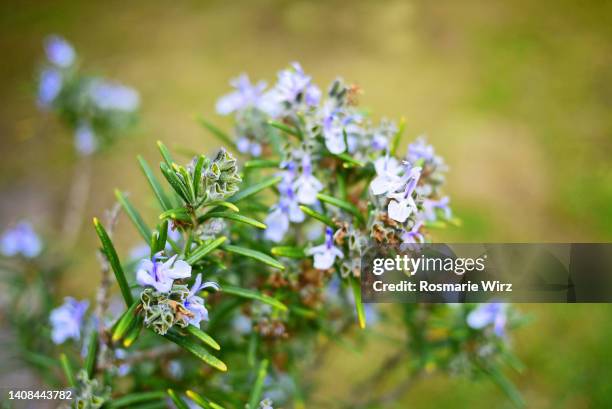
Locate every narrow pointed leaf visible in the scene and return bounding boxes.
[160,162,190,203]
[157,140,174,165]
[271,246,306,259]
[85,330,98,377]
[185,325,221,351]
[192,155,206,199]
[122,319,143,348]
[59,353,75,387]
[107,391,166,408]
[248,359,268,409]
[299,205,336,228]
[203,201,239,213]
[244,159,281,169]
[163,331,227,371]
[185,390,225,409]
[186,236,227,264]
[222,285,287,311]
[334,153,365,168]
[221,244,284,270]
[350,276,366,329]
[316,193,365,225]
[115,190,152,242]
[138,155,173,210]
[112,301,141,343]
[227,176,282,204]
[197,116,234,147]
[391,117,406,156]
[201,212,266,229]
[93,218,133,306]
[167,389,190,409]
[159,207,191,222]
[153,220,169,254]
[267,120,301,138]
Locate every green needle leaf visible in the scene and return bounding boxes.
[85,330,98,378]
[333,152,365,168]
[107,391,166,408]
[226,176,282,204]
[160,207,192,222]
[160,162,190,203]
[350,276,366,329]
[298,205,336,228]
[93,217,133,306]
[267,120,301,139]
[185,325,221,351]
[203,200,240,213]
[222,285,287,311]
[112,301,141,343]
[163,331,227,372]
[244,159,281,169]
[167,389,190,409]
[192,155,206,199]
[186,236,227,265]
[201,212,266,229]
[221,244,284,270]
[185,390,226,409]
[271,246,306,259]
[115,190,152,242]
[59,353,75,387]
[138,155,173,211]
[157,140,174,165]
[248,359,269,409]
[316,193,365,225]
[391,117,406,156]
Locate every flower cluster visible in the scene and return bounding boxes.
[216,62,455,272]
[37,35,140,155]
[137,253,218,334]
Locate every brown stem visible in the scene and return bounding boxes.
[62,157,92,249]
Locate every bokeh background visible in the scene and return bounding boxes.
[1,0,612,407]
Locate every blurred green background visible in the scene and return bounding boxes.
[0,0,611,407]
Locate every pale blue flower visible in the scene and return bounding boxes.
[136,253,191,293]
[1,221,42,258]
[216,74,270,115]
[268,62,321,108]
[89,80,140,112]
[387,165,421,223]
[44,35,75,68]
[400,220,425,251]
[293,154,323,205]
[423,197,452,221]
[307,227,343,270]
[264,183,304,242]
[184,273,220,327]
[74,122,98,156]
[407,136,436,163]
[370,155,403,196]
[49,297,89,344]
[232,314,252,335]
[37,68,62,107]
[320,103,346,154]
[236,137,263,157]
[467,303,507,337]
